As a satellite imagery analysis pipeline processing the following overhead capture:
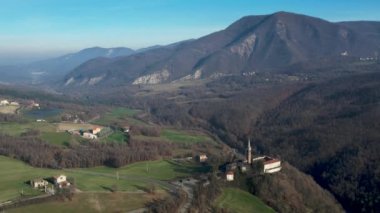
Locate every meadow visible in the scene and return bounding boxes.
[0,122,85,146]
[8,192,166,213]
[0,122,55,136]
[161,129,213,144]
[214,188,275,213]
[0,156,205,203]
[93,107,144,126]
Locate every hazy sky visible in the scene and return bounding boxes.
[1,0,380,64]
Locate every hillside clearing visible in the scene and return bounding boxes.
[214,188,275,213]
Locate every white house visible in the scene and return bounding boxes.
[123,125,130,133]
[0,100,9,106]
[91,127,102,135]
[53,175,67,184]
[226,171,234,181]
[31,178,48,188]
[263,158,282,173]
[197,154,208,163]
[83,132,98,139]
[53,174,71,188]
[10,102,19,106]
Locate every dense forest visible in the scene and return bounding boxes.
[124,64,380,212]
[253,72,380,212]
[248,162,343,213]
[0,134,172,168]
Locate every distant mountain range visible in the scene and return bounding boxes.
[61,11,380,89]
[0,47,135,84]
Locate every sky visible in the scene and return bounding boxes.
[0,0,380,64]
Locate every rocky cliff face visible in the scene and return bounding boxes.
[132,69,170,85]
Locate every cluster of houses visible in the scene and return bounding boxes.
[0,99,20,106]
[0,99,41,109]
[223,140,282,182]
[68,127,103,139]
[194,139,281,182]
[30,174,71,193]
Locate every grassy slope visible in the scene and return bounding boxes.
[8,192,166,213]
[93,107,143,126]
[102,131,125,143]
[40,132,72,146]
[161,129,213,144]
[0,156,56,202]
[0,156,202,202]
[0,122,87,146]
[215,188,275,213]
[73,160,207,181]
[133,130,213,144]
[0,122,55,136]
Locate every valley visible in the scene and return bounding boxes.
[0,8,379,213]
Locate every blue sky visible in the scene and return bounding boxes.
[0,0,379,63]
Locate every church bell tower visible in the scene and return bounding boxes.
[247,139,252,164]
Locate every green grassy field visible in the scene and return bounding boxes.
[93,107,144,126]
[40,132,72,146]
[215,188,275,213]
[0,122,84,146]
[77,160,209,181]
[102,131,126,143]
[0,156,204,202]
[0,122,56,136]
[8,192,166,213]
[134,129,214,145]
[0,156,57,202]
[161,129,212,144]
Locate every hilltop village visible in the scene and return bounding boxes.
[219,140,281,181]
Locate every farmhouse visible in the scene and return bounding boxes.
[123,125,130,133]
[53,174,71,188]
[0,100,9,106]
[30,178,48,188]
[83,132,98,139]
[226,171,234,181]
[10,101,19,106]
[91,127,102,135]
[53,174,67,184]
[197,154,208,163]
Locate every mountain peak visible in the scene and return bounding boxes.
[61,12,380,88]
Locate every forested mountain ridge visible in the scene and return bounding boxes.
[61,11,380,89]
[252,71,380,212]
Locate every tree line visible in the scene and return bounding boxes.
[0,134,173,168]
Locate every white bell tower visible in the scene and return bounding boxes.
[247,139,252,164]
